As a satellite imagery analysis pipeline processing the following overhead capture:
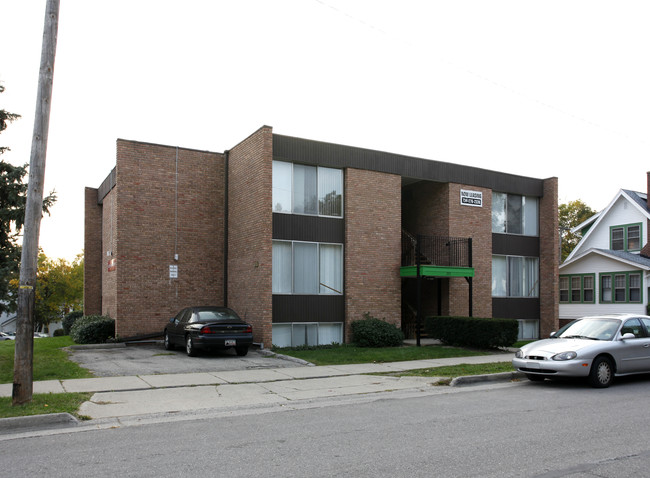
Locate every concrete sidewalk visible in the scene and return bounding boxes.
[0,352,517,423]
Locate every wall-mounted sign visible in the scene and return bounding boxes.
[460,189,483,207]
[169,264,178,279]
[108,258,117,272]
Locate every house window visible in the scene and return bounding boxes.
[560,274,595,303]
[559,277,569,302]
[610,223,642,252]
[492,255,539,298]
[601,275,612,302]
[272,161,343,217]
[599,272,643,304]
[272,240,343,295]
[491,192,538,236]
[583,275,594,302]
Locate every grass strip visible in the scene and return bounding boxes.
[389,361,515,378]
[0,392,92,419]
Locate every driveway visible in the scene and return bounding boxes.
[67,342,307,377]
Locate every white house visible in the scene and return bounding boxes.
[560,181,650,323]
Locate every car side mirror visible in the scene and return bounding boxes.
[169,317,175,323]
[621,333,636,340]
[549,331,557,338]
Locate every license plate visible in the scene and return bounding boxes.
[526,362,541,369]
[225,340,236,346]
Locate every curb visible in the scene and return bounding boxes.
[449,371,525,387]
[0,413,79,434]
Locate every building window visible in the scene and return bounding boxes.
[272,322,343,347]
[599,272,642,303]
[559,274,595,303]
[610,223,642,252]
[492,192,538,236]
[517,319,539,340]
[272,161,343,217]
[492,255,539,298]
[273,240,343,295]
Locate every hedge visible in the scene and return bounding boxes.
[424,316,518,349]
[351,313,404,347]
[70,315,115,344]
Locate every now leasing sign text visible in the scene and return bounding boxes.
[460,189,483,207]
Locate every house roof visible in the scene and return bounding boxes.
[561,247,650,271]
[566,189,650,262]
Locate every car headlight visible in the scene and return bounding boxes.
[515,349,524,358]
[552,351,577,361]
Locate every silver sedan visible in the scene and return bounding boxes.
[512,314,650,388]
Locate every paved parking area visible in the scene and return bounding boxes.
[67,343,307,377]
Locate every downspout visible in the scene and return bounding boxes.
[223,150,229,307]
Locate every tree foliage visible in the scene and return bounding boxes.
[0,84,56,315]
[10,252,83,331]
[559,199,597,262]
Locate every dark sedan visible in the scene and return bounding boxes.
[164,306,253,357]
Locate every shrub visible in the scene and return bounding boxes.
[53,328,65,337]
[70,315,115,344]
[351,313,404,347]
[62,310,83,335]
[425,316,518,349]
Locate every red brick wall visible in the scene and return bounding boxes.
[227,127,273,346]
[447,183,492,318]
[539,177,559,336]
[345,168,401,342]
[113,140,225,338]
[101,187,118,320]
[83,187,102,316]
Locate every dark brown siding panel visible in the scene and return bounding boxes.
[492,298,540,320]
[492,234,540,257]
[273,214,344,243]
[273,134,544,197]
[273,295,345,323]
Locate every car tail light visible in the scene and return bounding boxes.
[245,325,252,333]
[200,326,213,334]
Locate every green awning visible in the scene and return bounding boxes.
[400,265,475,278]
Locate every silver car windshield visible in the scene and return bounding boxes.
[556,319,621,341]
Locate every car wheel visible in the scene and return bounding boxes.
[235,346,248,357]
[186,335,198,357]
[525,374,545,382]
[164,331,174,351]
[588,356,614,388]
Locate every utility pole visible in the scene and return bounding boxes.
[13,0,60,406]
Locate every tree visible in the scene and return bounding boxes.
[559,199,597,262]
[33,252,84,332]
[0,85,56,315]
[9,251,83,332]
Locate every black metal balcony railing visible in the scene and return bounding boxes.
[401,230,472,268]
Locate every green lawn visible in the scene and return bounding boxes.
[273,343,494,366]
[0,336,93,384]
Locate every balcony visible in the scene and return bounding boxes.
[401,230,474,278]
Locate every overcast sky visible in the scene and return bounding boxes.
[1,0,649,261]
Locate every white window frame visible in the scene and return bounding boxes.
[272,160,344,218]
[492,255,539,298]
[272,240,344,295]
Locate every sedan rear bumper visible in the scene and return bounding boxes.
[192,334,254,349]
[512,357,593,377]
